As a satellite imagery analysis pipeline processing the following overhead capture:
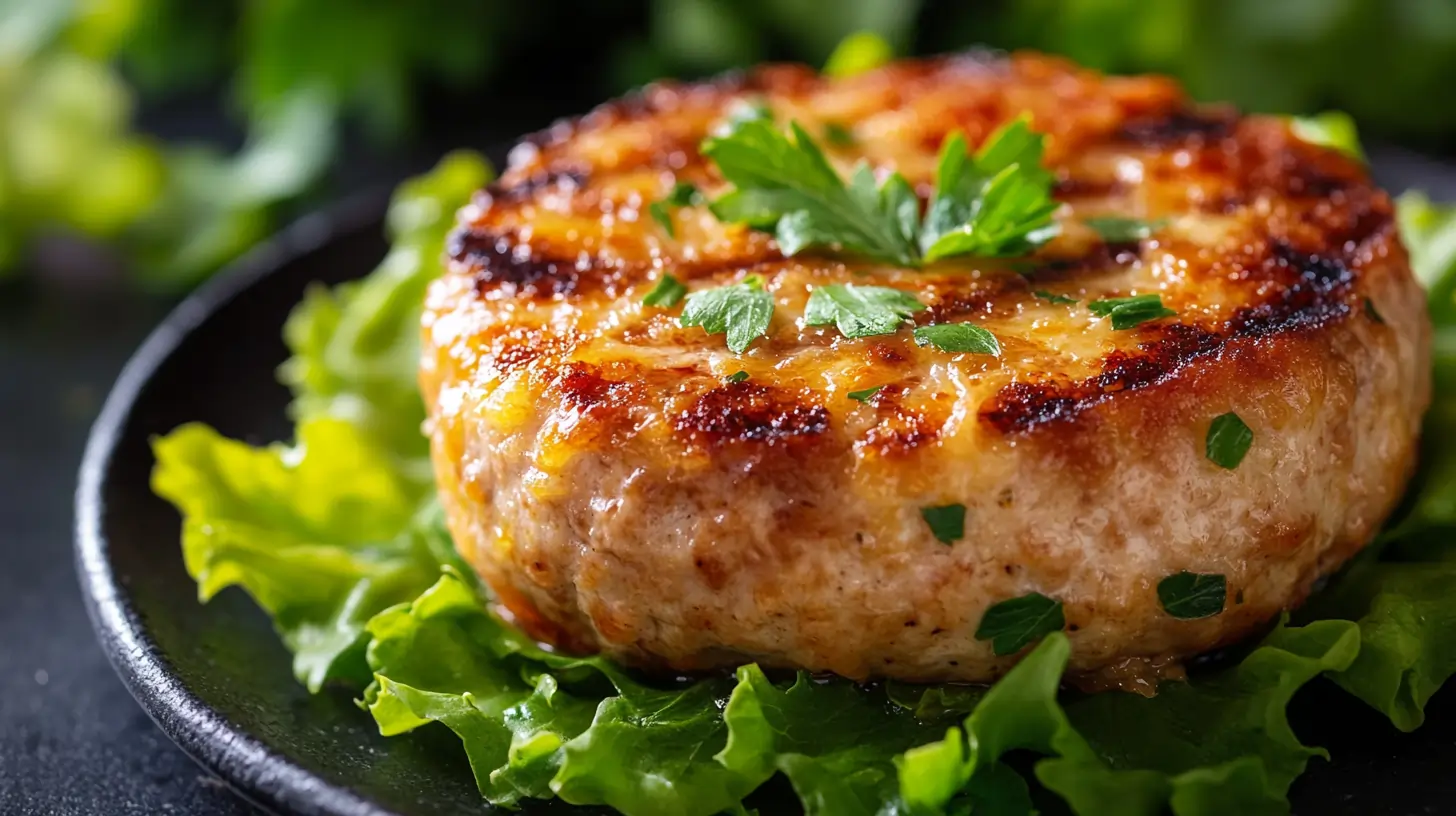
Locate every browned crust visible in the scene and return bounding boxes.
[437,50,1404,447]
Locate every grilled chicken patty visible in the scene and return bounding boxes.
[420,53,1431,685]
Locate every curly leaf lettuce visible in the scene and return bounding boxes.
[151,419,440,690]
[364,573,766,815]
[280,150,493,474]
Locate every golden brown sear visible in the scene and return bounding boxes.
[420,52,1430,685]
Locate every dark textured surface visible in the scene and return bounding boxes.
[0,146,1451,815]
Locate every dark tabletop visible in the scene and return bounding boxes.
[3,145,1456,816]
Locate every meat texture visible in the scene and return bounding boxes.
[419,52,1431,685]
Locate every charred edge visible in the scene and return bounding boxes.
[1052,176,1125,200]
[556,363,640,412]
[675,382,830,447]
[982,246,1358,433]
[517,68,789,154]
[1229,242,1355,337]
[451,228,586,298]
[1116,108,1236,147]
[483,168,589,205]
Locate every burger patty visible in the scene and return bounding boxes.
[420,52,1431,686]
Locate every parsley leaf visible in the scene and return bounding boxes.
[680,276,774,353]
[847,385,883,403]
[703,116,1059,267]
[1034,289,1076,305]
[642,274,687,308]
[1087,294,1176,330]
[919,118,1061,262]
[921,504,966,545]
[1206,412,1254,470]
[1158,572,1228,620]
[804,283,925,338]
[726,370,749,384]
[703,119,921,265]
[912,323,1001,355]
[647,182,702,238]
[1084,216,1164,243]
[975,592,1065,656]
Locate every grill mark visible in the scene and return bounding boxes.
[1053,176,1124,200]
[556,363,640,411]
[1117,108,1236,146]
[451,227,594,298]
[981,244,1361,433]
[675,382,830,448]
[482,168,589,205]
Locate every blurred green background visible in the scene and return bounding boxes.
[5,0,1456,290]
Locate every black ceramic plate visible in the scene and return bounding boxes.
[77,150,1456,816]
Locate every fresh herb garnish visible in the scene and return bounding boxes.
[1087,293,1176,330]
[647,182,703,238]
[704,119,921,264]
[702,116,1059,267]
[680,276,774,353]
[726,370,749,384]
[1289,111,1365,162]
[805,283,925,338]
[975,592,1065,656]
[912,323,1001,355]
[1033,289,1077,305]
[1365,297,1386,324]
[919,120,1061,262]
[920,504,966,545]
[1158,572,1228,620]
[642,274,688,307]
[847,385,883,403]
[1206,412,1253,469]
[1084,216,1165,243]
[823,121,856,147]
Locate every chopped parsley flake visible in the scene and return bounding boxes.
[920,504,966,545]
[1087,294,1176,330]
[847,385,884,403]
[1205,412,1253,470]
[912,323,1001,355]
[725,370,749,384]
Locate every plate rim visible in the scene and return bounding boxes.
[73,192,400,816]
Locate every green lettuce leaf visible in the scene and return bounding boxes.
[720,666,958,816]
[364,572,765,815]
[279,150,493,476]
[151,419,441,690]
[1287,193,1456,733]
